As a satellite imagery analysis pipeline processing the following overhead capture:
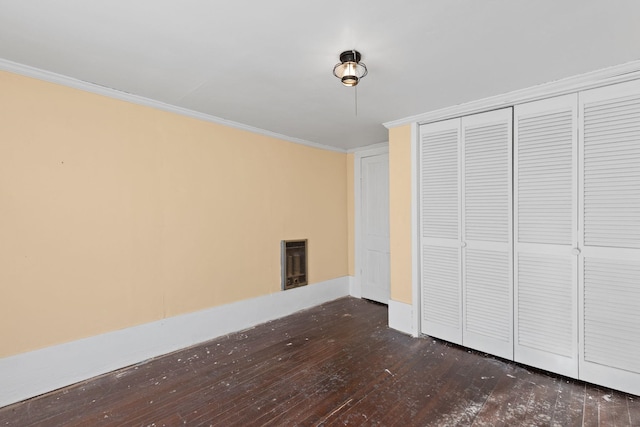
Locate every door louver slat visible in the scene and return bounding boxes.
[518,109,574,245]
[584,98,640,249]
[584,259,640,374]
[465,249,511,341]
[422,246,460,328]
[517,254,574,357]
[464,122,510,243]
[421,129,459,240]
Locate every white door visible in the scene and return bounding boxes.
[419,110,512,354]
[461,109,513,359]
[419,118,463,344]
[513,94,579,378]
[578,79,640,396]
[360,151,390,304]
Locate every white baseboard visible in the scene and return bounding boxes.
[348,275,361,298]
[0,277,350,408]
[388,299,416,336]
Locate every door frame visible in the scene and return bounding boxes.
[354,142,389,302]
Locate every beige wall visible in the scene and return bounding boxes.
[389,125,413,304]
[346,153,355,276]
[0,71,349,358]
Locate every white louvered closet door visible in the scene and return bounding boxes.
[514,94,579,378]
[578,80,640,396]
[419,118,462,344]
[461,109,513,359]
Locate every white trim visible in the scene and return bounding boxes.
[410,122,421,337]
[0,277,350,408]
[353,143,389,304]
[383,60,640,129]
[354,153,362,301]
[347,141,389,154]
[0,58,345,154]
[352,142,389,157]
[388,299,414,336]
[348,275,360,298]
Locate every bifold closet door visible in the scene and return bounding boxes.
[461,110,513,359]
[419,118,462,344]
[578,80,640,396]
[420,109,513,357]
[514,94,579,378]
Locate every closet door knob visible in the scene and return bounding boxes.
[572,248,581,255]
[461,242,467,248]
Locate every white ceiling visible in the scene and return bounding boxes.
[1,1,640,151]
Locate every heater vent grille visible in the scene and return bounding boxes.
[282,240,308,290]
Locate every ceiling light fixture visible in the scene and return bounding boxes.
[333,50,368,87]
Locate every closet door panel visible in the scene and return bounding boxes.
[422,246,460,341]
[420,118,462,344]
[514,94,578,378]
[583,257,640,372]
[516,248,577,375]
[461,109,513,359]
[579,80,640,396]
[464,247,511,355]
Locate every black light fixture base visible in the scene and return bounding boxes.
[339,50,362,63]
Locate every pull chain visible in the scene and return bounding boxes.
[355,85,358,116]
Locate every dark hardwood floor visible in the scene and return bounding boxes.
[1,297,639,426]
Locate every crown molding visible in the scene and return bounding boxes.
[347,141,388,154]
[384,59,640,129]
[0,58,346,153]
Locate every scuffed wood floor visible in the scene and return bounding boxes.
[1,297,639,426]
